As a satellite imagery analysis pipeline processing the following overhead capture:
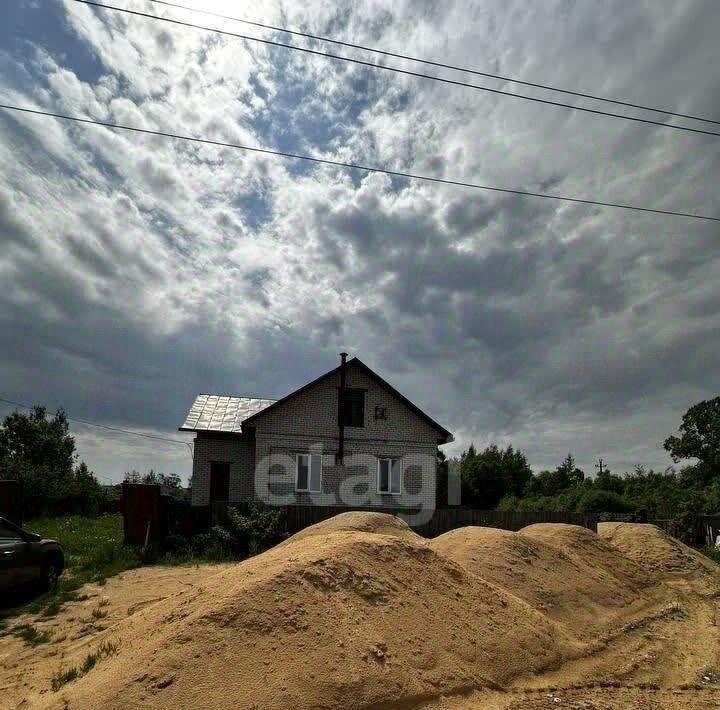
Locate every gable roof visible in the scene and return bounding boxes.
[179,394,276,433]
[242,357,453,444]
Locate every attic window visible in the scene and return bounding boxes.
[339,388,364,427]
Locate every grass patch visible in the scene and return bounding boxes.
[11,623,53,645]
[702,547,720,565]
[1,513,241,623]
[51,666,79,691]
[51,640,119,691]
[1,515,143,622]
[90,606,108,620]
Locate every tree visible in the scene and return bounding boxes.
[435,449,450,509]
[664,397,720,473]
[0,406,75,475]
[124,469,185,499]
[0,406,104,515]
[461,443,532,509]
[526,453,585,497]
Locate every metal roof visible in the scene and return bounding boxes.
[179,394,277,433]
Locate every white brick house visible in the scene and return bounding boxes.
[180,355,453,509]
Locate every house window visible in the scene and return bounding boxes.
[296,453,322,493]
[377,458,401,495]
[339,388,365,427]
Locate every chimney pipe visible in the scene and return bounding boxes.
[337,353,348,465]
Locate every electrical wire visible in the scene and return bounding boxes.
[0,395,191,447]
[145,0,720,127]
[1,102,717,222]
[68,0,720,138]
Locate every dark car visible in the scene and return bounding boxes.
[0,517,64,592]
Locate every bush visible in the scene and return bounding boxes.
[209,505,286,557]
[577,489,631,514]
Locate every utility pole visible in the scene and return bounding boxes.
[595,458,605,476]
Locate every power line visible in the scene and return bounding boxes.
[2,102,718,222]
[0,396,191,447]
[69,0,720,139]
[147,0,720,128]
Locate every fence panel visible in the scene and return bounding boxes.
[277,505,597,538]
[0,480,22,525]
[122,483,166,546]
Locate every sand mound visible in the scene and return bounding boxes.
[282,510,420,544]
[44,525,581,710]
[430,525,651,637]
[599,523,720,587]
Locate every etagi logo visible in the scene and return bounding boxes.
[254,445,441,526]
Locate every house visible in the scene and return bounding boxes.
[180,354,453,510]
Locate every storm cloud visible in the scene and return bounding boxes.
[0,0,718,480]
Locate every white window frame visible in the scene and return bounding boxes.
[377,457,402,495]
[295,453,322,493]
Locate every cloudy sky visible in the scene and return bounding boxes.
[1,0,718,483]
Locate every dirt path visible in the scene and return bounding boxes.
[0,564,230,709]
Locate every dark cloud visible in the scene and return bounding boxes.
[1,0,719,481]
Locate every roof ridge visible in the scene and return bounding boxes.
[196,392,278,401]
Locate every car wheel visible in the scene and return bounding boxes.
[43,561,59,591]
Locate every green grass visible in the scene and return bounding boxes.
[702,547,720,564]
[11,623,53,645]
[1,514,143,622]
[51,640,119,691]
[1,513,239,624]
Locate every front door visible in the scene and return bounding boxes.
[209,462,230,504]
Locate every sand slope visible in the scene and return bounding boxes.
[430,524,652,638]
[599,522,720,587]
[43,517,580,710]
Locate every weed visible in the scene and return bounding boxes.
[90,606,108,620]
[12,624,53,646]
[51,666,79,691]
[41,598,63,618]
[50,639,119,691]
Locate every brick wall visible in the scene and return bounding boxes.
[253,433,437,509]
[191,436,255,506]
[191,361,446,509]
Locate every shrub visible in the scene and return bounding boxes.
[578,489,632,514]
[209,504,286,557]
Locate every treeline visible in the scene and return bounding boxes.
[450,396,720,520]
[0,406,186,517]
[0,407,108,517]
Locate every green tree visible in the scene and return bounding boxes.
[124,469,185,499]
[664,397,720,472]
[526,453,585,497]
[0,406,75,475]
[0,406,104,515]
[434,449,450,509]
[461,444,532,508]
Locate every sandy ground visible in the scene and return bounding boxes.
[1,516,718,710]
[0,564,231,709]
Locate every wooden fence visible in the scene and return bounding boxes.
[280,505,598,538]
[121,486,598,547]
[0,479,23,525]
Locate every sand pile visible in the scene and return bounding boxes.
[599,522,720,590]
[280,510,419,544]
[44,514,581,710]
[430,524,651,637]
